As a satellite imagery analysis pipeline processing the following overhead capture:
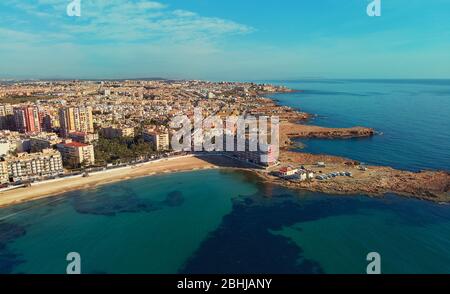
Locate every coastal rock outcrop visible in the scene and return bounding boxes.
[280,122,375,148]
[266,150,450,202]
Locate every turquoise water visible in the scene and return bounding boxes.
[1,79,450,274]
[0,170,257,274]
[270,79,450,172]
[1,169,450,274]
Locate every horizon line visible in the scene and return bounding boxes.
[2,77,450,82]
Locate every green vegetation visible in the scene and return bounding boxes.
[0,95,56,104]
[94,135,156,165]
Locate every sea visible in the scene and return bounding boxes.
[1,79,450,274]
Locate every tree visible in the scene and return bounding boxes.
[94,134,155,164]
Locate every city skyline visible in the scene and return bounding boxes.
[1,0,450,80]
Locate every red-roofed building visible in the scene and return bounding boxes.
[57,139,95,167]
[278,166,298,177]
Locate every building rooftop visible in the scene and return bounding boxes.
[62,141,89,147]
[69,131,88,136]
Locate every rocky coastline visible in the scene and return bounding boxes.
[260,90,450,203]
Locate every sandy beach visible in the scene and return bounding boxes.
[1,141,449,209]
[0,155,222,208]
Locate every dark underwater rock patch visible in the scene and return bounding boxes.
[72,192,161,216]
[163,191,185,207]
[71,186,186,216]
[0,222,27,273]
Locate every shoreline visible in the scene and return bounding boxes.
[0,87,448,208]
[267,90,449,202]
[0,155,231,209]
[1,151,448,209]
[0,151,449,209]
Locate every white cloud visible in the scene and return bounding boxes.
[137,1,167,10]
[172,9,197,18]
[1,0,254,43]
[0,0,257,79]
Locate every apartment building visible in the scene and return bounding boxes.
[5,148,64,183]
[0,130,22,155]
[229,138,278,167]
[56,139,95,167]
[101,126,135,139]
[13,106,41,133]
[0,104,14,130]
[0,160,9,184]
[68,131,99,144]
[59,106,94,137]
[143,130,170,151]
[29,132,62,152]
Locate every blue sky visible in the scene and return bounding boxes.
[1,0,449,80]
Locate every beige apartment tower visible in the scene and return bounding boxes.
[59,106,94,137]
[0,104,14,130]
[143,131,170,151]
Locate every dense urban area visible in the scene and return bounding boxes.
[0,79,292,187]
[0,79,448,206]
